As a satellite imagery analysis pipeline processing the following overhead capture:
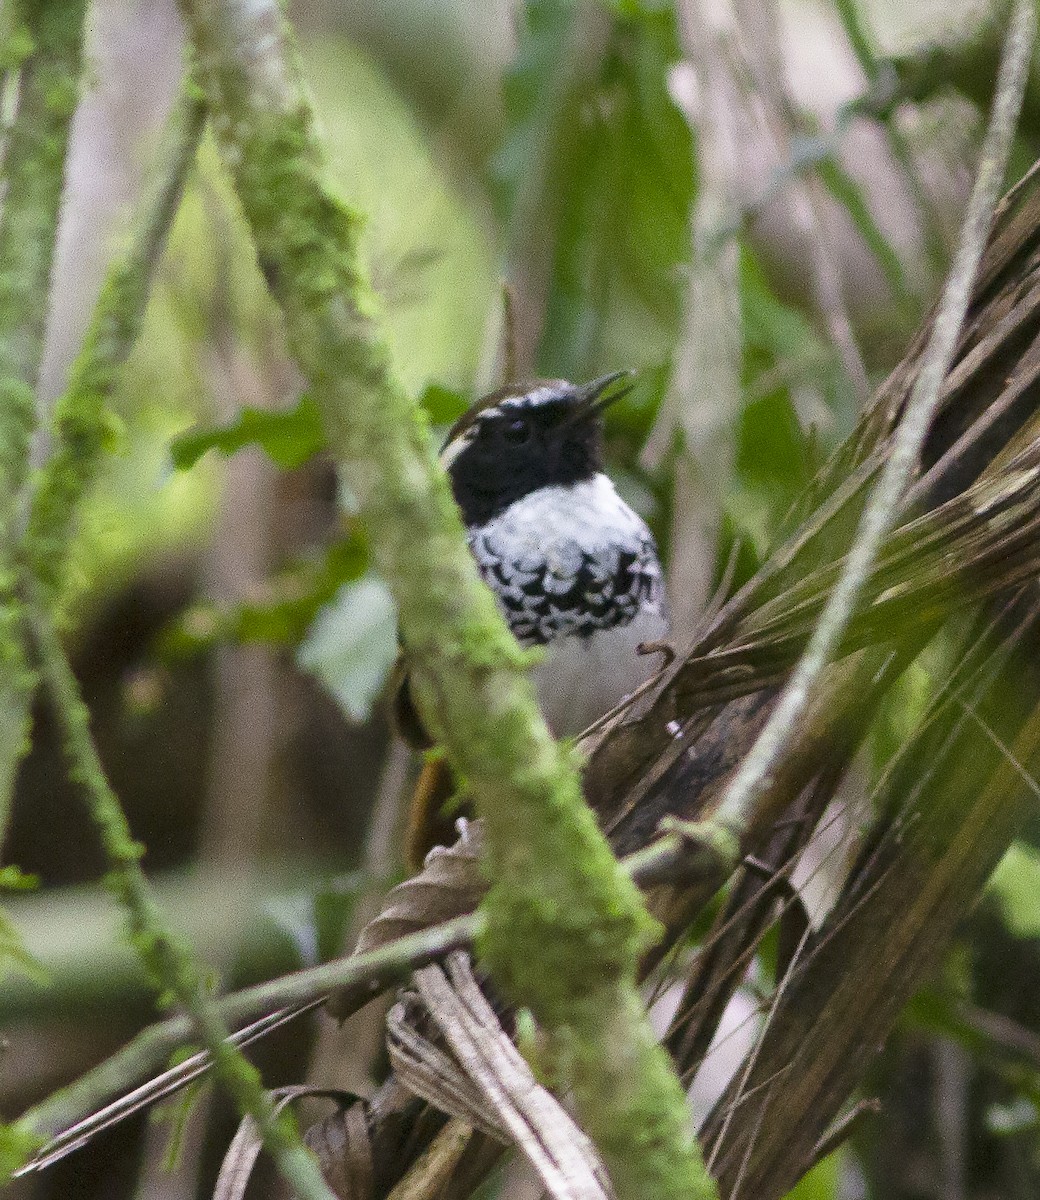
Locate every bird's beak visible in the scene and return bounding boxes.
[566,370,635,425]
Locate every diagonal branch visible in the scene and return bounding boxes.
[25,82,205,600]
[14,912,481,1174]
[15,598,336,1200]
[176,2,715,1197]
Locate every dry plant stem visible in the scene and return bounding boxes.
[18,602,336,1200]
[703,611,1040,1196]
[385,1118,474,1200]
[656,0,743,633]
[25,82,205,599]
[713,0,1035,834]
[393,954,614,1198]
[832,0,949,276]
[16,912,480,1163]
[177,3,713,1198]
[734,0,869,403]
[15,808,734,1176]
[0,0,88,841]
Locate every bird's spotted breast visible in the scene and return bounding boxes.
[468,475,665,648]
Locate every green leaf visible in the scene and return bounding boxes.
[989,841,1040,939]
[157,1079,208,1173]
[297,576,398,722]
[419,382,469,426]
[313,874,369,964]
[170,395,326,471]
[0,866,38,891]
[782,1148,841,1199]
[162,532,370,655]
[0,905,47,984]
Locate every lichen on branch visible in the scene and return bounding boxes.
[177,1,716,1196]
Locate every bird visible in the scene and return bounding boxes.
[398,370,670,865]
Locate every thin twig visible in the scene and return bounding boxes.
[0,0,89,843]
[14,912,480,1168]
[712,0,1036,834]
[806,1098,881,1170]
[26,80,205,597]
[384,1118,474,1200]
[20,600,335,1200]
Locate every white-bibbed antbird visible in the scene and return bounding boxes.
[400,370,670,864]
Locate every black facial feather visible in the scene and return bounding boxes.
[444,382,606,526]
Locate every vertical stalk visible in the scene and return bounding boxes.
[0,0,88,843]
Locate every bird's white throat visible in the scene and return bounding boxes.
[472,474,654,564]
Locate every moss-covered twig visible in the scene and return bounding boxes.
[176,2,713,1197]
[15,803,740,1184]
[13,811,740,1172]
[16,911,481,1161]
[25,83,205,601]
[12,599,335,1200]
[0,0,88,843]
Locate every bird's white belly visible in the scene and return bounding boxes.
[532,606,669,737]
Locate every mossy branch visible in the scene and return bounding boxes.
[14,818,740,1172]
[14,912,480,1173]
[173,6,712,1193]
[0,0,88,841]
[13,596,335,1200]
[25,83,206,602]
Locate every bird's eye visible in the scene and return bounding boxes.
[502,418,530,443]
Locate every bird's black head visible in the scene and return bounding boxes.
[442,372,632,526]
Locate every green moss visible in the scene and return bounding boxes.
[0,0,89,845]
[43,73,77,120]
[26,87,204,602]
[0,378,35,514]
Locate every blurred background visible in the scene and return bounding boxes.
[6,0,1040,1197]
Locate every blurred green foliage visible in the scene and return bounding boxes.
[989,842,1040,940]
[16,3,1040,1197]
[170,395,327,471]
[496,0,694,380]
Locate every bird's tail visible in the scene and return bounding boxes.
[404,755,463,870]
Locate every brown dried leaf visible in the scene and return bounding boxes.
[305,1102,375,1200]
[355,822,487,956]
